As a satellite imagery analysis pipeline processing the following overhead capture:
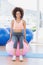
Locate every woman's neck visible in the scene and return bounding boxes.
[16,18,21,21]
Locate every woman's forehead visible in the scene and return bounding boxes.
[16,11,21,13]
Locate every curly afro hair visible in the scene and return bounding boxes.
[12,7,24,19]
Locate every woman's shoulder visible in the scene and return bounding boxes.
[22,19,26,24]
[22,19,25,22]
[11,19,15,23]
[11,19,15,25]
[12,19,15,22]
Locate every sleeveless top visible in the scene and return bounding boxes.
[13,20,24,30]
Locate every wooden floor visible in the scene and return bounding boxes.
[0,56,30,65]
[1,46,43,65]
[0,46,30,65]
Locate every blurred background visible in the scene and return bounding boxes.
[0,0,43,53]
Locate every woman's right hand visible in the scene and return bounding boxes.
[10,32,12,38]
[8,38,11,42]
[8,33,12,42]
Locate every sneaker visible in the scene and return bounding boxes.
[19,55,23,62]
[12,56,16,61]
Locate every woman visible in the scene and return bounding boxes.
[10,7,26,61]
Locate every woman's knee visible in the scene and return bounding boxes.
[19,36,24,49]
[12,36,18,42]
[19,36,24,42]
[12,36,18,49]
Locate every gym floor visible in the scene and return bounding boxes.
[0,45,43,65]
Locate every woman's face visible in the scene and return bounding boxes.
[16,11,21,19]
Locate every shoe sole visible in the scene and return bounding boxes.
[20,60,23,62]
[12,60,16,61]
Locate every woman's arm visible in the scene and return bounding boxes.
[23,20,26,39]
[10,20,14,39]
[23,20,28,45]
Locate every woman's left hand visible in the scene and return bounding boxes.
[24,39,28,45]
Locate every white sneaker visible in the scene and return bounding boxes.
[12,56,16,61]
[19,55,23,62]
